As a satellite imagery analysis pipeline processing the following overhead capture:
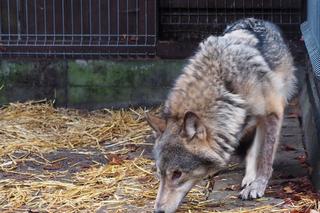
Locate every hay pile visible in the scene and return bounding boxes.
[0,101,318,213]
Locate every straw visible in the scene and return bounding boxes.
[0,101,318,213]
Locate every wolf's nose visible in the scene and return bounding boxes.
[154,211,165,213]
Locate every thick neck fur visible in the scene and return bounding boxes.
[164,35,249,165]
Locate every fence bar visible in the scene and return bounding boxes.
[136,0,138,45]
[98,0,101,45]
[108,0,110,45]
[62,0,64,44]
[0,1,2,40]
[145,0,147,45]
[159,0,303,42]
[7,0,10,43]
[126,0,128,45]
[89,0,92,45]
[80,0,83,44]
[25,0,28,44]
[0,0,303,59]
[53,0,56,45]
[71,0,74,45]
[34,0,37,44]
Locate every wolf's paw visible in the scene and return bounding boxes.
[239,178,268,200]
[241,173,256,188]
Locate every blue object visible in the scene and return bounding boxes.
[301,0,320,78]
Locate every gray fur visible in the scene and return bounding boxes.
[224,18,290,70]
[148,18,297,212]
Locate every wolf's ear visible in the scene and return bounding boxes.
[183,111,207,140]
[145,112,166,134]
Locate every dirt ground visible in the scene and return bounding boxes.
[0,99,319,213]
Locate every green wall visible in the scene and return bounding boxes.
[0,60,185,109]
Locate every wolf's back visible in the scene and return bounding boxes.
[224,18,291,71]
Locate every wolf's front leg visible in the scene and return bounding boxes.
[240,113,283,200]
[241,125,263,188]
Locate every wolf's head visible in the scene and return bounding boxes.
[146,111,220,213]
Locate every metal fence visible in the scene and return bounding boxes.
[0,0,305,59]
[159,0,305,41]
[0,0,157,59]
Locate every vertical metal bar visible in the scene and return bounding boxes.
[197,0,199,24]
[188,0,190,24]
[243,0,245,18]
[0,0,2,40]
[136,0,138,45]
[178,0,181,24]
[44,0,47,44]
[16,0,20,42]
[7,0,10,44]
[169,0,172,24]
[25,0,28,44]
[0,0,1,56]
[53,0,56,44]
[71,0,74,44]
[233,0,236,21]
[280,0,283,24]
[108,0,110,45]
[289,0,292,24]
[117,0,119,45]
[98,0,101,45]
[261,0,264,20]
[126,0,128,45]
[215,0,217,24]
[145,0,147,45]
[154,0,157,45]
[206,0,208,24]
[0,0,2,41]
[224,0,227,24]
[62,0,65,44]
[62,0,65,59]
[89,0,92,45]
[34,0,37,44]
[80,0,83,44]
[251,0,253,18]
[271,0,274,22]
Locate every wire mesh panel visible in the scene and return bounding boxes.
[301,0,320,78]
[0,0,157,59]
[159,0,304,42]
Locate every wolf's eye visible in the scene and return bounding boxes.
[172,170,182,180]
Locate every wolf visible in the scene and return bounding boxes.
[146,18,296,213]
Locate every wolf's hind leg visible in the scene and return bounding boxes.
[240,113,283,200]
